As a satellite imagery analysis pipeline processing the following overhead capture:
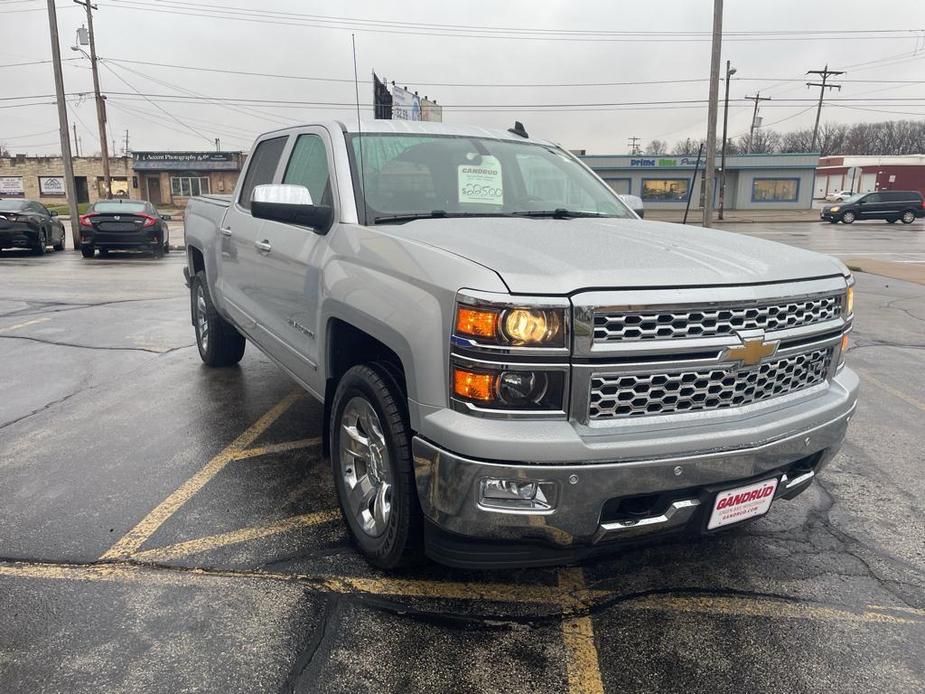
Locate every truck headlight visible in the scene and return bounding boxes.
[454,304,566,347]
[846,285,854,316]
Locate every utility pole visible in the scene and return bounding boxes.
[744,93,771,153]
[702,0,723,228]
[46,1,80,248]
[719,60,736,220]
[215,137,221,152]
[807,64,844,153]
[72,122,80,157]
[627,136,641,155]
[123,129,129,156]
[74,0,111,198]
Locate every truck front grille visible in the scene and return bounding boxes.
[593,294,843,343]
[588,347,832,420]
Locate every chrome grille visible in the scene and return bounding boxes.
[589,348,832,420]
[593,295,843,342]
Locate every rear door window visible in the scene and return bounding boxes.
[238,136,287,210]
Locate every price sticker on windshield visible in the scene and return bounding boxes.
[458,156,503,205]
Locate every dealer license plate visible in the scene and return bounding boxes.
[707,477,779,530]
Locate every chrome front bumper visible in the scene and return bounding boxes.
[412,369,857,551]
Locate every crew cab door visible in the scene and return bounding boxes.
[215,135,288,330]
[250,128,336,390]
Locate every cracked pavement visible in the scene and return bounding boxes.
[0,229,924,693]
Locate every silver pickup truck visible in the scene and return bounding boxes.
[183,121,858,569]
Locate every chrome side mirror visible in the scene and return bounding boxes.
[251,184,333,232]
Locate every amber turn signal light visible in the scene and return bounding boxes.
[455,307,498,339]
[453,368,496,402]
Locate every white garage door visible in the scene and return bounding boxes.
[859,173,876,193]
[827,176,842,195]
[814,176,827,199]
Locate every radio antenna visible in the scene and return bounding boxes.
[351,33,368,225]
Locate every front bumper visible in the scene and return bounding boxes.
[412,367,858,567]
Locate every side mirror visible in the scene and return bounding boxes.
[49,210,57,217]
[251,184,333,232]
[160,214,171,221]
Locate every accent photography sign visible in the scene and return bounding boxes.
[133,151,239,171]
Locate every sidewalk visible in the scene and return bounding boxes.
[645,209,821,224]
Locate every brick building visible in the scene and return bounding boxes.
[0,150,245,208]
[814,155,925,199]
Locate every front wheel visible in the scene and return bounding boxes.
[331,364,423,569]
[80,246,95,258]
[841,211,856,224]
[191,270,245,366]
[901,211,916,224]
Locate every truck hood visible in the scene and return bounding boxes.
[380,217,847,294]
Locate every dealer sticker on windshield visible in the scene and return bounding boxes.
[458,156,503,205]
[707,477,779,530]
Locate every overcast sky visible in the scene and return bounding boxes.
[2,0,924,156]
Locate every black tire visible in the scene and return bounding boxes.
[31,231,47,256]
[99,248,110,257]
[53,233,64,251]
[153,244,164,259]
[841,211,855,224]
[887,218,897,224]
[901,210,916,225]
[80,246,95,258]
[191,269,245,367]
[330,363,424,569]
[828,219,838,224]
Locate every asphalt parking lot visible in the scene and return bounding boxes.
[1,223,923,693]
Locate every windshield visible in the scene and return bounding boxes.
[839,194,864,205]
[0,200,28,212]
[347,133,632,223]
[92,201,148,214]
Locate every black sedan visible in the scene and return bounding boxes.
[0,199,66,255]
[79,199,170,258]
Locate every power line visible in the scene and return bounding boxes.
[106,1,925,43]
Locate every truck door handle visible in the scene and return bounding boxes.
[255,239,272,253]
[220,227,232,237]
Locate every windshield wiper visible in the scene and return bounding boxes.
[512,209,610,219]
[372,211,514,224]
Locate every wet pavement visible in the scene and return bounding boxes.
[0,232,923,693]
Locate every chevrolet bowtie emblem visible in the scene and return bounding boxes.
[723,335,779,367]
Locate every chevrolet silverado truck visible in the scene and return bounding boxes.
[183,121,858,569]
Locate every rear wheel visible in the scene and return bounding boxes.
[80,246,95,258]
[31,231,47,256]
[331,364,423,569]
[153,244,164,259]
[901,210,916,224]
[191,270,245,367]
[53,232,64,251]
[841,211,856,224]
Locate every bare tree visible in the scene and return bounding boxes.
[645,139,668,155]
[671,138,705,156]
[818,122,848,156]
[737,129,781,154]
[0,143,10,157]
[780,128,814,153]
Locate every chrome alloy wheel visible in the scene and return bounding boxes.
[338,396,392,538]
[195,284,209,352]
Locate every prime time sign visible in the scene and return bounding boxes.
[630,157,700,168]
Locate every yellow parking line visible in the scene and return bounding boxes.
[133,509,341,561]
[558,567,605,694]
[100,392,302,560]
[0,317,51,332]
[233,437,322,461]
[859,369,925,412]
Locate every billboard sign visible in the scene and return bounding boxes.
[0,176,24,197]
[392,85,421,121]
[421,97,443,123]
[38,176,65,195]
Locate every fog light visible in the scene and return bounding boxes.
[482,478,538,500]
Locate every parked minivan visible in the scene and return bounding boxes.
[821,190,924,224]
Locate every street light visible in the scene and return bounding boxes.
[719,62,736,220]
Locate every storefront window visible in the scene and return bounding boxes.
[170,176,211,197]
[98,177,130,198]
[751,178,799,202]
[604,178,631,195]
[641,178,689,202]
